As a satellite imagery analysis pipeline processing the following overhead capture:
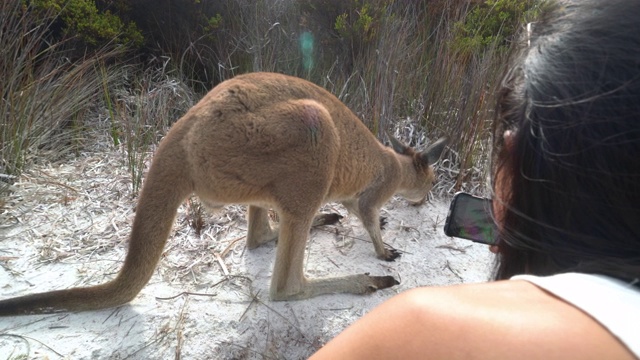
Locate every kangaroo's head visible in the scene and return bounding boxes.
[387,134,448,205]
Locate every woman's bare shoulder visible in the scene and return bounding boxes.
[396,281,634,359]
[311,281,634,359]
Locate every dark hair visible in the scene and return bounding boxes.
[493,0,640,283]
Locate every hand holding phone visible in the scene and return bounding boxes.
[444,192,498,245]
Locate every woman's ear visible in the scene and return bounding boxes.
[504,130,515,153]
[491,130,516,250]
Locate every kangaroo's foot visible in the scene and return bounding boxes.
[270,273,400,301]
[311,213,343,227]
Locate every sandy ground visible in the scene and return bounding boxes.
[0,148,493,360]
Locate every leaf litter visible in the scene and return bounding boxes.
[0,141,492,360]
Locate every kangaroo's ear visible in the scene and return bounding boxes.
[386,131,410,154]
[420,137,448,166]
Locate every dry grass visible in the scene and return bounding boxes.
[0,2,126,207]
[105,59,196,193]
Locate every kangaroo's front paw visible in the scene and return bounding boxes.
[378,247,402,262]
[379,216,388,230]
[311,213,343,227]
[365,275,400,293]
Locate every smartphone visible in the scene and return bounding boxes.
[444,192,498,245]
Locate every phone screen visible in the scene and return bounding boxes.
[444,192,498,245]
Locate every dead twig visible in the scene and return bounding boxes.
[239,290,260,322]
[174,297,188,360]
[214,252,229,276]
[436,244,471,253]
[242,290,310,343]
[444,260,464,282]
[154,275,252,301]
[220,235,246,258]
[0,333,64,357]
[313,227,406,255]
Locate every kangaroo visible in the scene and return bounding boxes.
[0,72,447,316]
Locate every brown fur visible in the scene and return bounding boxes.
[0,72,447,315]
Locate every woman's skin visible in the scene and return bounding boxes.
[310,131,635,360]
[310,281,635,359]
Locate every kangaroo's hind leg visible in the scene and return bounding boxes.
[247,205,279,249]
[269,209,399,301]
[260,98,398,300]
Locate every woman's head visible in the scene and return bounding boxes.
[493,0,640,282]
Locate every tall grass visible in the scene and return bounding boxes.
[213,0,302,80]
[150,0,518,193]
[0,2,121,178]
[2,0,525,199]
[311,1,513,193]
[105,59,196,193]
[0,2,194,199]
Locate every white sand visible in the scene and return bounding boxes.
[0,149,492,359]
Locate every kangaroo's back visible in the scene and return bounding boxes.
[210,72,377,144]
[212,73,388,195]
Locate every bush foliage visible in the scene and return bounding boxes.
[26,0,143,48]
[453,0,542,57]
[20,0,540,86]
[2,0,544,197]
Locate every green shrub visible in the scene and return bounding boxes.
[452,0,542,58]
[334,2,376,42]
[333,0,395,56]
[26,0,143,49]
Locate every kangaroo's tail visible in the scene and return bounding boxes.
[0,126,193,316]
